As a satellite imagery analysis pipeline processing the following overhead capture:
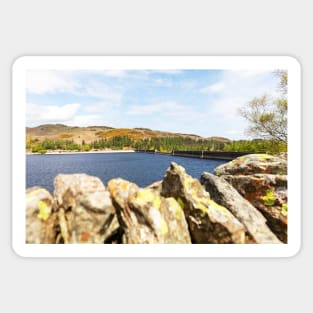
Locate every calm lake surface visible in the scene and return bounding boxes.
[26,152,227,193]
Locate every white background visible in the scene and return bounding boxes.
[12,56,301,258]
[0,1,310,312]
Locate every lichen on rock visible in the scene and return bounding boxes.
[200,172,282,244]
[262,189,276,206]
[214,153,288,243]
[214,154,287,176]
[161,162,246,244]
[53,174,119,243]
[108,178,191,244]
[26,187,57,244]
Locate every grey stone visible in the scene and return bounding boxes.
[200,172,282,244]
[161,162,246,244]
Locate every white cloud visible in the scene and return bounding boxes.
[26,103,80,126]
[180,80,197,90]
[126,101,205,130]
[27,71,123,102]
[201,82,224,94]
[204,70,276,119]
[154,78,173,87]
[26,71,78,94]
[82,102,114,113]
[182,69,279,138]
[80,81,122,102]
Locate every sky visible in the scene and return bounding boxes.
[26,69,279,139]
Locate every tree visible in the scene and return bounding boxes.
[239,71,287,143]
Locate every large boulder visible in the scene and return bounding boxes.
[54,174,119,243]
[221,174,287,243]
[214,154,287,176]
[161,162,246,244]
[26,187,57,244]
[214,154,288,243]
[200,173,282,244]
[107,178,191,244]
[54,174,106,209]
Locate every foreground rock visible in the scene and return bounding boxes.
[108,178,191,243]
[214,154,288,243]
[222,174,287,242]
[54,174,119,243]
[161,162,246,244]
[200,173,282,244]
[26,187,57,243]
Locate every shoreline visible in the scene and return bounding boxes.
[26,149,135,155]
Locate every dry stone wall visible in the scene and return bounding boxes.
[26,154,287,244]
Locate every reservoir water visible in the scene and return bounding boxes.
[26,152,227,193]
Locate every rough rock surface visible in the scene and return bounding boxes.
[26,187,57,243]
[54,174,106,209]
[277,152,287,160]
[53,174,118,243]
[108,178,191,243]
[214,154,288,243]
[161,162,246,244]
[214,154,287,176]
[222,174,287,243]
[200,173,282,244]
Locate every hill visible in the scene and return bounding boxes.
[26,124,231,144]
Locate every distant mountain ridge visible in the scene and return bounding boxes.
[26,124,231,144]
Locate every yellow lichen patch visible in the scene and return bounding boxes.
[153,196,161,209]
[281,203,288,217]
[160,218,169,235]
[37,200,51,221]
[239,155,249,163]
[136,189,161,209]
[177,197,185,210]
[168,198,184,219]
[262,189,276,206]
[255,154,272,161]
[196,201,209,215]
[209,200,233,218]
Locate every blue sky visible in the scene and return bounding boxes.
[26,69,279,139]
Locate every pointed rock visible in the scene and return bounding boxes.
[161,162,246,244]
[200,172,282,244]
